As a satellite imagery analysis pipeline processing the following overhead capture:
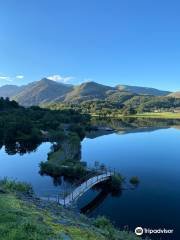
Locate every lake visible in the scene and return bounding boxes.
[0,120,180,239]
[0,142,62,197]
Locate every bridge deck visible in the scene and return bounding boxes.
[59,172,112,206]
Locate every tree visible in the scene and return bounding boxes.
[122,107,136,115]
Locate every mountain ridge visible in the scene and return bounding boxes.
[116,84,171,96]
[0,78,174,106]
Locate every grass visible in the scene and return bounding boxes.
[129,112,180,119]
[93,216,143,240]
[0,178,33,195]
[0,194,56,240]
[0,191,107,240]
[92,112,180,119]
[48,147,63,162]
[0,179,145,240]
[40,132,87,179]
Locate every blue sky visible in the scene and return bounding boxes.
[0,0,180,91]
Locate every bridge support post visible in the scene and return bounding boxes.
[63,191,65,206]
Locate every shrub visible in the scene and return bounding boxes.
[93,216,116,239]
[39,162,62,177]
[130,176,140,186]
[93,216,113,229]
[110,174,124,190]
[39,161,87,180]
[0,178,33,195]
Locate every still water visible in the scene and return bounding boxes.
[78,127,180,239]
[0,124,180,239]
[0,143,61,196]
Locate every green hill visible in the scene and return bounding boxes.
[0,79,173,106]
[12,78,73,106]
[168,91,180,98]
[63,81,116,103]
[116,84,171,96]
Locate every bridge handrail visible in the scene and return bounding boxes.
[63,171,113,205]
[40,166,118,205]
[71,167,114,190]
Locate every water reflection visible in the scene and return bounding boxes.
[81,190,109,214]
[79,121,180,239]
[1,117,180,200]
[2,117,180,156]
[91,117,180,131]
[1,117,180,188]
[4,141,41,155]
[1,117,180,238]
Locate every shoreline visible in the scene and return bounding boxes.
[0,179,143,240]
[91,112,180,119]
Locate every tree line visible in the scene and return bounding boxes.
[0,98,90,153]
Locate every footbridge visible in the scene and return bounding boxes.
[59,170,115,206]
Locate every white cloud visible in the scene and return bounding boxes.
[0,76,10,80]
[47,74,74,83]
[16,75,24,79]
[0,76,13,83]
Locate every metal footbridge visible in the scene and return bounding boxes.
[59,170,114,206]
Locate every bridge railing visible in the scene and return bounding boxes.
[62,167,117,204]
[70,166,116,190]
[39,166,118,205]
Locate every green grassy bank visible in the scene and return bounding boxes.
[0,179,144,240]
[127,112,180,119]
[92,112,180,119]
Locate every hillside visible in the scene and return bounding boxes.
[168,91,180,98]
[0,78,172,106]
[0,85,23,98]
[0,179,142,240]
[116,84,171,96]
[63,81,116,103]
[12,78,73,106]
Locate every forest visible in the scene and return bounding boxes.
[0,97,90,153]
[44,95,180,117]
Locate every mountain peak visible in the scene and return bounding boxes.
[80,81,100,87]
[40,77,73,87]
[10,78,73,106]
[80,81,114,89]
[0,79,173,106]
[39,78,57,84]
[40,77,50,82]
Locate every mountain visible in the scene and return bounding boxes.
[0,79,172,106]
[12,78,73,106]
[0,85,23,98]
[63,81,116,103]
[168,92,180,98]
[116,85,171,96]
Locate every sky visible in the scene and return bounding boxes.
[0,0,180,91]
